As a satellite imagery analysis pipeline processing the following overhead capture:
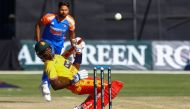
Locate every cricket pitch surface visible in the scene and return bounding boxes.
[0,96,190,109]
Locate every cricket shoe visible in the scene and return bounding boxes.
[73,105,84,109]
[39,82,51,102]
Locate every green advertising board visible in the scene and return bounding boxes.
[18,40,152,70]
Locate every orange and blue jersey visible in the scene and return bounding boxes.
[41,13,75,54]
[40,13,75,85]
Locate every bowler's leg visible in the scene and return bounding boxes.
[40,71,51,101]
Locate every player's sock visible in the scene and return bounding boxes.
[40,71,51,102]
[42,72,50,87]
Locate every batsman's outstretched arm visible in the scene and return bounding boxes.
[72,37,85,70]
[35,19,42,41]
[50,69,88,90]
[72,52,82,70]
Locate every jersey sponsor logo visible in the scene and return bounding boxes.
[64,60,71,69]
[50,26,66,32]
[50,28,62,36]
[50,26,66,36]
[76,86,82,92]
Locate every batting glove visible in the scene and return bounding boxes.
[72,37,85,53]
[72,69,88,84]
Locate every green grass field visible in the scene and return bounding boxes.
[0,73,190,97]
[1,73,190,109]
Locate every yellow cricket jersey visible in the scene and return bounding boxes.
[44,55,78,84]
